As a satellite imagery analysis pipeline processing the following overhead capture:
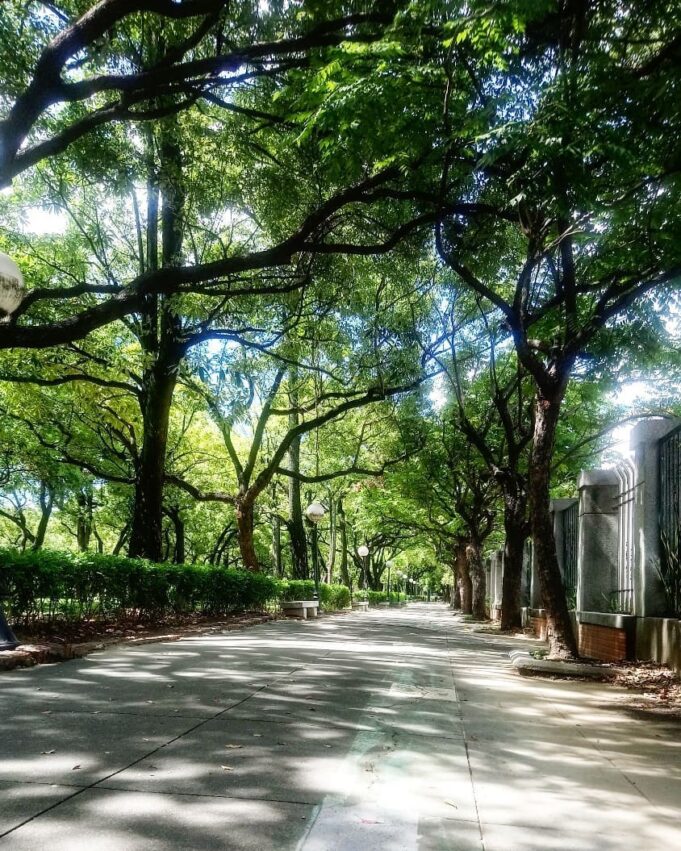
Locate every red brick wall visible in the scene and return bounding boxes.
[578,623,627,662]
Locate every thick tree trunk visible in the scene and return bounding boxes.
[529,393,578,658]
[287,369,308,578]
[128,120,185,563]
[236,499,259,571]
[456,538,473,615]
[128,360,178,561]
[500,492,528,631]
[466,541,487,620]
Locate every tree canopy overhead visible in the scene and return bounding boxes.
[1,0,680,656]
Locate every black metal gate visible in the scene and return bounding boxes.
[659,423,681,617]
[562,501,578,607]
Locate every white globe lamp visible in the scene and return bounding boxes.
[0,253,25,319]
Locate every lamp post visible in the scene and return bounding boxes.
[305,501,325,600]
[357,545,369,592]
[0,254,23,649]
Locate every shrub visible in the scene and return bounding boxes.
[319,583,351,611]
[277,579,351,611]
[367,591,388,606]
[0,548,279,624]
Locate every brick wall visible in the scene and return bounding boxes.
[578,623,627,661]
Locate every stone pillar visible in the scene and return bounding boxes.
[577,470,619,613]
[630,418,681,618]
[529,541,542,609]
[520,539,532,608]
[494,549,504,609]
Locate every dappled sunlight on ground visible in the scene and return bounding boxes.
[1,605,680,849]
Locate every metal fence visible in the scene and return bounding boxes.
[614,461,636,614]
[659,424,681,616]
[561,501,579,606]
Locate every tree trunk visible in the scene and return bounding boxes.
[272,513,283,576]
[76,486,93,552]
[456,538,473,615]
[338,499,350,587]
[32,483,53,551]
[128,359,178,561]
[128,119,185,563]
[451,563,462,609]
[236,498,259,571]
[529,393,578,657]
[500,492,528,631]
[166,507,185,564]
[466,541,486,620]
[325,497,336,583]
[287,368,308,579]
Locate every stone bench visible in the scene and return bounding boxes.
[281,600,319,619]
[352,600,369,611]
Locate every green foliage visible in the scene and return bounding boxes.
[276,579,350,611]
[0,548,278,623]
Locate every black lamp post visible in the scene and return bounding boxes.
[0,253,24,651]
[305,501,325,600]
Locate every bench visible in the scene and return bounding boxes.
[352,600,369,611]
[281,600,319,619]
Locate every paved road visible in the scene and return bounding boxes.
[1,605,679,850]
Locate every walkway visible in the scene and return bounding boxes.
[1,605,679,849]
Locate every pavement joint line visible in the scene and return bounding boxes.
[0,665,302,841]
[445,630,487,851]
[91,783,316,806]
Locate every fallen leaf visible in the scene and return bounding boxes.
[224,744,243,749]
[221,765,234,771]
[41,750,56,755]
[72,765,81,771]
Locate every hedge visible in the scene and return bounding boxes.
[277,579,350,612]
[366,591,407,606]
[0,548,279,624]
[0,549,353,625]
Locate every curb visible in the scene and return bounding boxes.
[509,650,617,680]
[0,614,276,673]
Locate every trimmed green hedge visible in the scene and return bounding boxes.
[0,549,353,624]
[366,591,407,606]
[277,579,350,612]
[0,549,279,623]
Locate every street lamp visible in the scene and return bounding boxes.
[305,501,325,600]
[357,545,369,591]
[0,253,25,322]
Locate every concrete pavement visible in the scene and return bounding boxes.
[0,604,679,849]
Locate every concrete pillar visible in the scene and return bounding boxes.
[529,541,542,609]
[630,418,681,617]
[495,549,504,608]
[520,539,532,608]
[577,470,619,613]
